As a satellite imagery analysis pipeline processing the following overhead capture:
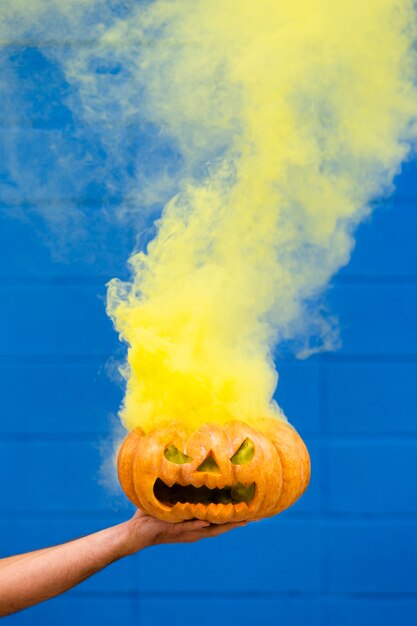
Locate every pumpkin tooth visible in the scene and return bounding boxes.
[204,474,220,490]
[176,476,192,487]
[206,503,220,522]
[175,502,194,517]
[160,476,175,488]
[190,476,206,488]
[207,502,234,519]
[224,503,235,516]
[208,502,224,515]
[173,502,187,512]
[206,502,217,515]
[193,502,209,517]
[234,502,249,515]
[184,503,194,517]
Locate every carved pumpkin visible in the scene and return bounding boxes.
[118,418,310,523]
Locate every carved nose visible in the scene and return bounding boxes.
[197,452,220,473]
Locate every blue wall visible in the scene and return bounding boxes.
[1,45,417,626]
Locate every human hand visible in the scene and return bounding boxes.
[0,510,247,616]
[122,509,247,555]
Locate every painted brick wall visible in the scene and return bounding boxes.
[1,47,417,626]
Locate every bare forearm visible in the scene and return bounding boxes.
[0,548,51,570]
[0,522,135,617]
[0,511,242,618]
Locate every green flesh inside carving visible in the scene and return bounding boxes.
[164,439,255,468]
[154,479,256,506]
[230,439,255,465]
[164,445,193,464]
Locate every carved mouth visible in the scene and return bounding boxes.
[153,478,256,507]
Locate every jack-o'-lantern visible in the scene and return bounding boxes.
[118,418,310,523]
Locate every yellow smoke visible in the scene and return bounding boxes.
[105,0,417,433]
[5,0,414,434]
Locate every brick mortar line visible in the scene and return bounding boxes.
[1,276,417,286]
[0,433,112,441]
[0,277,112,286]
[1,354,417,365]
[0,354,115,364]
[62,591,417,600]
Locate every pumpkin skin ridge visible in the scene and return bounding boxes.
[117,419,310,523]
[264,420,311,516]
[117,428,143,509]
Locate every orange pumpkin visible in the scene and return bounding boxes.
[117,418,310,523]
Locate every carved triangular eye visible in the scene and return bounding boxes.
[230,439,255,465]
[197,453,220,473]
[164,445,193,464]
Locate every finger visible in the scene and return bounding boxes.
[170,519,211,534]
[173,522,247,543]
[200,522,247,537]
[183,520,211,530]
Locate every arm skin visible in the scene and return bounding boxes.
[0,510,246,618]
